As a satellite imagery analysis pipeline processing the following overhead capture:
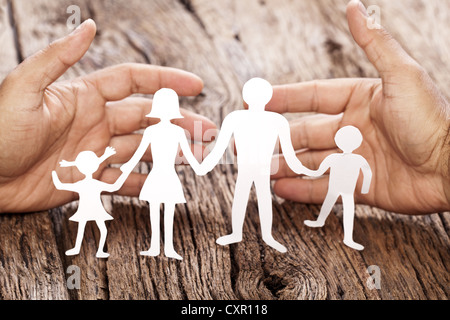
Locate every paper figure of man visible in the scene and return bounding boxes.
[199,78,308,253]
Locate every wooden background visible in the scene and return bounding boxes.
[0,0,449,300]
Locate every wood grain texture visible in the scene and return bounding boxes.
[0,0,448,300]
[0,211,69,299]
[0,0,18,78]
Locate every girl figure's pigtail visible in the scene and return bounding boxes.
[60,160,76,167]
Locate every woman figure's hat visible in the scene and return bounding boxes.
[146,88,184,120]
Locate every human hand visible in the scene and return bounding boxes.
[270,1,450,214]
[0,20,216,213]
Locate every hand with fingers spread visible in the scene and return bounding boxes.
[102,147,117,159]
[270,0,450,215]
[0,19,216,213]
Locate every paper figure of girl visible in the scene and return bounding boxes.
[302,126,373,251]
[52,147,130,258]
[120,88,202,260]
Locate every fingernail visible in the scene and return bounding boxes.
[357,0,369,17]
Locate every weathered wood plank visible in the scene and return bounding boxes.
[0,0,18,79]
[0,211,69,299]
[50,205,109,300]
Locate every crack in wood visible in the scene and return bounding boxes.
[6,0,23,63]
[263,273,286,298]
[177,0,207,33]
[123,31,152,65]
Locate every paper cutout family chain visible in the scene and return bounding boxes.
[52,78,372,260]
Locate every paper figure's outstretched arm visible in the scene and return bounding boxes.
[179,129,201,175]
[99,147,116,163]
[120,130,151,173]
[52,171,79,192]
[360,158,373,194]
[307,156,333,178]
[199,114,235,174]
[278,118,316,176]
[102,171,131,193]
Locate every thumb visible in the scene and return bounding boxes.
[346,0,419,77]
[11,19,96,92]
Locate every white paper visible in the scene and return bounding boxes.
[303,126,372,251]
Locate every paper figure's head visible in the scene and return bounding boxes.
[335,126,363,153]
[61,151,101,175]
[146,88,184,120]
[243,78,273,110]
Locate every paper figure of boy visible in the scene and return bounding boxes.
[303,126,373,251]
[199,78,308,253]
[52,147,130,258]
[120,88,202,260]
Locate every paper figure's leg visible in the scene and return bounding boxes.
[141,203,161,256]
[304,192,339,228]
[254,175,287,253]
[216,175,252,246]
[163,203,183,260]
[342,194,364,251]
[66,221,86,256]
[96,220,110,258]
